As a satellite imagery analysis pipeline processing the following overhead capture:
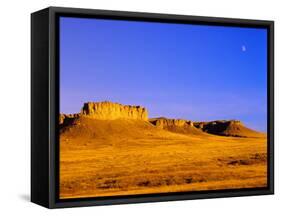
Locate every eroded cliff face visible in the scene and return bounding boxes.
[81,101,148,120]
[193,120,257,137]
[193,120,243,130]
[60,113,80,125]
[149,118,194,129]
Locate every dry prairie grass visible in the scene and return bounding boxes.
[59,117,267,198]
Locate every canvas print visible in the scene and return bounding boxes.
[59,17,268,199]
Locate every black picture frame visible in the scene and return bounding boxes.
[31,6,274,208]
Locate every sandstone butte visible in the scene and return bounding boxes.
[81,101,148,120]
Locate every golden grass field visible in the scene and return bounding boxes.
[59,117,267,199]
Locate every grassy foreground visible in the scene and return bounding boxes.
[59,117,267,198]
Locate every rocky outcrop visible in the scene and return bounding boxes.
[193,120,264,137]
[149,117,205,135]
[60,114,65,125]
[60,113,80,125]
[149,118,193,129]
[81,101,148,121]
[193,120,243,132]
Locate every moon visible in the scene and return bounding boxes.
[242,45,246,52]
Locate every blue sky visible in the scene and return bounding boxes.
[60,17,267,132]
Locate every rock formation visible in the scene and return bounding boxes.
[81,101,148,121]
[59,114,65,125]
[193,120,264,137]
[60,113,80,125]
[148,117,205,135]
[193,120,242,132]
[59,101,263,138]
[149,117,193,129]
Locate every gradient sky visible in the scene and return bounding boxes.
[60,17,267,132]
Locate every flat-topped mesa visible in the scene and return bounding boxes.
[81,101,148,121]
[149,117,194,129]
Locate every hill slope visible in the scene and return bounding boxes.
[60,115,192,149]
